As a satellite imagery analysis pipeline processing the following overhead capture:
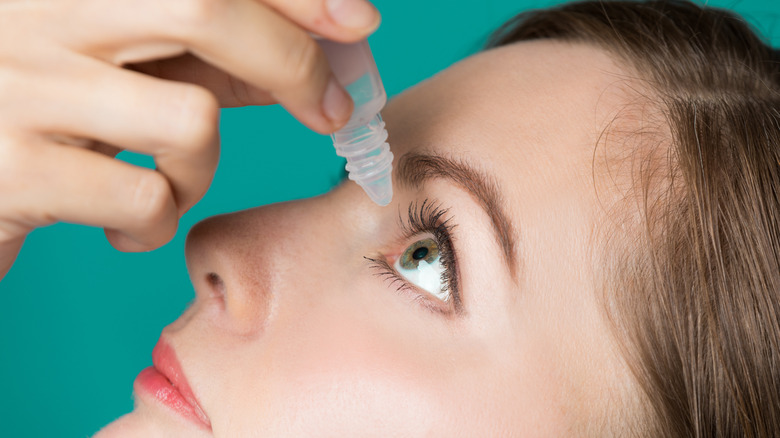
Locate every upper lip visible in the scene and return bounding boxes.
[152,336,211,428]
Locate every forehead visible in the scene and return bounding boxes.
[383,40,633,252]
[384,40,629,171]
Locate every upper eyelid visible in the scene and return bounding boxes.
[397,199,454,237]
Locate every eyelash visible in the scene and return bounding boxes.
[366,199,462,315]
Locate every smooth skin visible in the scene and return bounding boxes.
[93,41,642,436]
[0,0,380,277]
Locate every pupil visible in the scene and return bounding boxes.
[412,247,429,260]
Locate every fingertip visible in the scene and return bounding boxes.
[288,82,353,135]
[104,224,177,253]
[306,112,350,135]
[104,228,156,252]
[321,77,354,130]
[325,0,381,34]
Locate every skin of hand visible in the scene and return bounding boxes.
[0,0,381,279]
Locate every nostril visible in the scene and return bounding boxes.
[206,272,226,298]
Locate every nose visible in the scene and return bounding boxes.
[184,197,340,335]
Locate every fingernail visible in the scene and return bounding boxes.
[322,77,353,125]
[326,0,380,30]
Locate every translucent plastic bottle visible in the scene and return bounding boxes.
[317,39,393,206]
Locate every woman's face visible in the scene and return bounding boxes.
[96,41,637,437]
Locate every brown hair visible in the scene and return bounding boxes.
[486,1,780,436]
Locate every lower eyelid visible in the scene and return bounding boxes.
[410,293,452,315]
[365,255,451,315]
[392,278,453,316]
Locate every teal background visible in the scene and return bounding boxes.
[1,1,778,436]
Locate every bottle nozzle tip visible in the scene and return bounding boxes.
[358,175,393,206]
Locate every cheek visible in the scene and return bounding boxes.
[184,272,441,434]
[266,364,440,435]
[223,296,447,435]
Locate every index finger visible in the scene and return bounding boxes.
[263,0,381,42]
[60,0,361,133]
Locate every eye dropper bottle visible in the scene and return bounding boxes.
[317,39,393,206]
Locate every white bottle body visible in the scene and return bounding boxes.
[317,39,393,206]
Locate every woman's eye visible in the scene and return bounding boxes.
[393,237,450,302]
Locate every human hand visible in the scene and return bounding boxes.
[0,0,379,279]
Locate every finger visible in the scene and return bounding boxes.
[179,0,355,132]
[58,0,355,133]
[62,0,380,58]
[125,53,277,108]
[12,141,178,252]
[262,0,381,42]
[21,55,219,216]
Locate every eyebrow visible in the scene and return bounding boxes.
[396,152,518,278]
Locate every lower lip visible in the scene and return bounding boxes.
[133,366,211,429]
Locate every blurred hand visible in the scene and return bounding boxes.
[0,0,379,279]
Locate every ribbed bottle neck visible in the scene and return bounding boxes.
[330,112,394,205]
[331,113,387,152]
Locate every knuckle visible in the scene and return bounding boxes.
[169,85,219,149]
[0,138,54,230]
[130,171,172,226]
[165,0,227,31]
[0,134,28,188]
[279,35,323,89]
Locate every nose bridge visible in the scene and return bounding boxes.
[184,196,344,334]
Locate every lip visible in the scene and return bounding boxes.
[133,336,211,430]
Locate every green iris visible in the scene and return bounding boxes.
[399,238,440,269]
